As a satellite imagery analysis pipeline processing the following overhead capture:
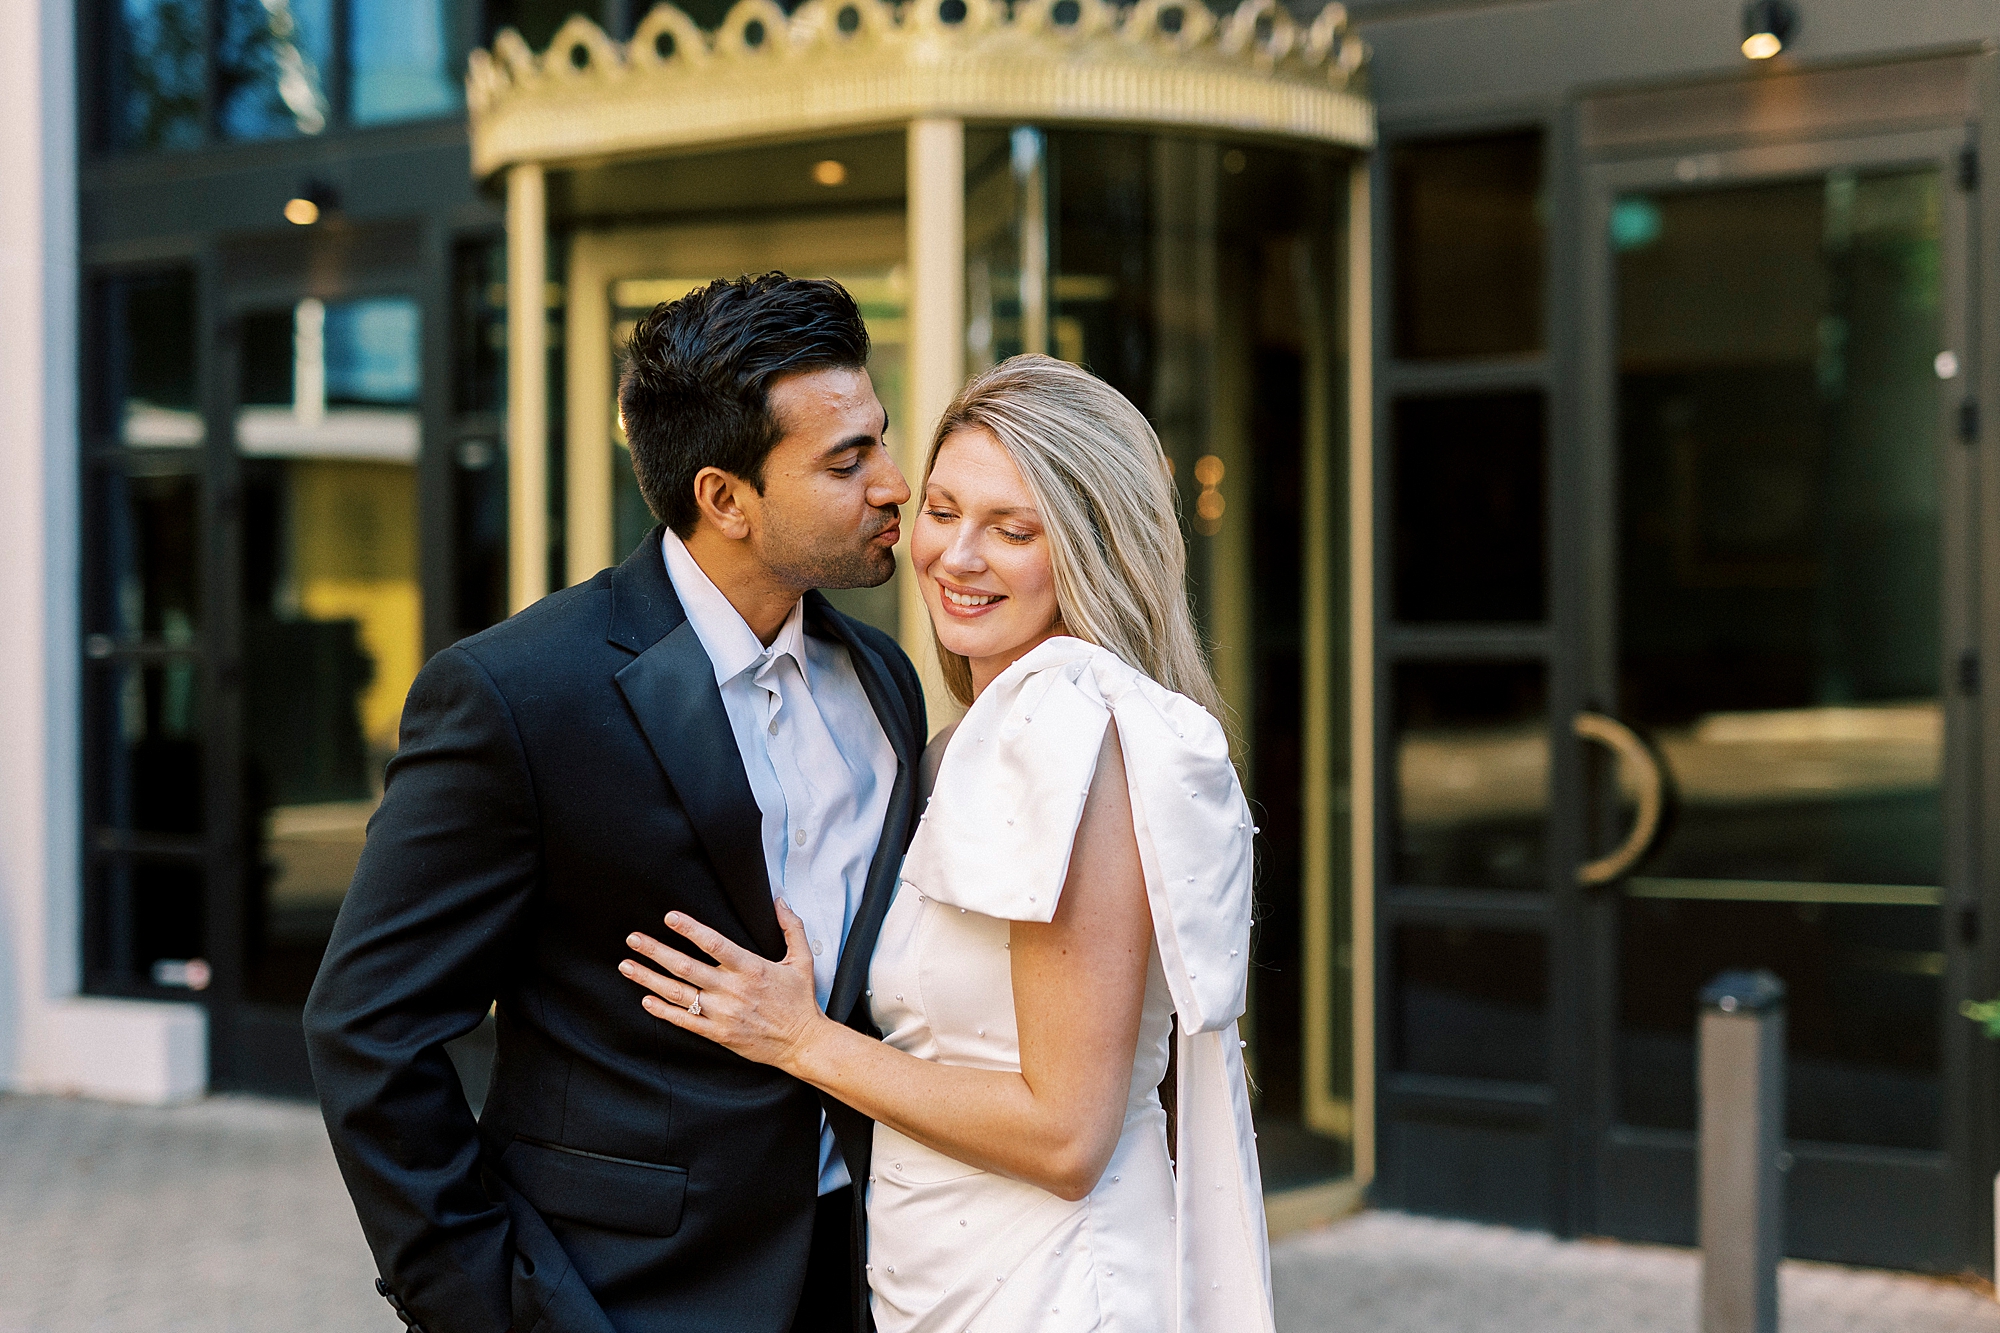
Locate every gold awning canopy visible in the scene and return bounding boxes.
[467,0,1373,175]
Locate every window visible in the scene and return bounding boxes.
[352,0,462,125]
[1390,130,1545,361]
[452,238,509,638]
[1392,391,1547,623]
[217,0,334,141]
[101,0,204,151]
[98,0,465,152]
[82,269,210,996]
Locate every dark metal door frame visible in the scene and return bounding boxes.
[1574,121,1985,1271]
[1367,110,1582,1234]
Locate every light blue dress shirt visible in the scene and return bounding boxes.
[662,530,897,1195]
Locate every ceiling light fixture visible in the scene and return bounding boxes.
[1740,0,1795,59]
[285,179,341,226]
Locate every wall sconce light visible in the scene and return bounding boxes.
[284,179,341,225]
[1740,0,1795,60]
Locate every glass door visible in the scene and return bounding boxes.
[214,288,427,1091]
[1585,134,1977,1270]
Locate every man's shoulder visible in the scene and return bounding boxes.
[445,570,620,683]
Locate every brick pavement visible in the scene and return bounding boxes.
[0,1093,393,1333]
[3,1091,1996,1333]
[1274,1210,2000,1333]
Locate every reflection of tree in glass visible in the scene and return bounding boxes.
[117,0,204,150]
[217,0,329,140]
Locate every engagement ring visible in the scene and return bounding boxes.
[686,992,702,1017]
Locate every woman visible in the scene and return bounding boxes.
[619,354,1272,1332]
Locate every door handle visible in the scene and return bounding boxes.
[1573,711,1670,886]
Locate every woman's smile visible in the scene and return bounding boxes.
[936,578,1008,616]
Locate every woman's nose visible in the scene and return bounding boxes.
[940,530,986,576]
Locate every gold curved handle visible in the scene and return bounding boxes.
[1573,711,1667,886]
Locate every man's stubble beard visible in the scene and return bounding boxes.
[758,503,900,592]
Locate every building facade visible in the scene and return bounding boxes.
[0,0,1995,1279]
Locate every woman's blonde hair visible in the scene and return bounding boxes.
[922,354,1226,724]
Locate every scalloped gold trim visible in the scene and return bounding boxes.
[467,0,1372,175]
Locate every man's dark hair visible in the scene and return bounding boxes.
[618,272,872,537]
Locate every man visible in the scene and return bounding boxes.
[304,274,923,1333]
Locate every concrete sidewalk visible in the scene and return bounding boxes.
[2,1092,1995,1333]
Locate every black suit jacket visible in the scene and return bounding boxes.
[303,529,924,1333]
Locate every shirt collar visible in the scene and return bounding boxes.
[661,529,810,688]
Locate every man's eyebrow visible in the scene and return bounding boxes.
[816,433,879,461]
[815,407,890,463]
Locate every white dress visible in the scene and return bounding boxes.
[865,637,1274,1333]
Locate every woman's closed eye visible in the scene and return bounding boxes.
[995,527,1036,544]
[923,507,960,523]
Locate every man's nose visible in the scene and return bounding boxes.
[868,452,912,507]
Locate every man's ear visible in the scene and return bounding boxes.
[690,466,755,541]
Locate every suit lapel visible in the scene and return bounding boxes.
[809,596,921,1025]
[610,531,784,961]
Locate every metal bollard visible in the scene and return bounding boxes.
[1699,969,1786,1333]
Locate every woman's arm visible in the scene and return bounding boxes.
[621,723,1152,1201]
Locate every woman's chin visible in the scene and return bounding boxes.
[937,625,1059,675]
[935,622,1025,663]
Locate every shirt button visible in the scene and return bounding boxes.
[768,719,778,735]
[810,939,824,957]
[794,828,807,846]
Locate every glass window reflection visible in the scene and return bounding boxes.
[482,0,581,51]
[965,128,1049,371]
[1617,169,1944,889]
[325,298,422,404]
[105,0,205,151]
[1391,130,1545,361]
[351,0,461,125]
[1619,897,1942,1150]
[91,467,202,640]
[1394,661,1549,891]
[88,659,204,835]
[236,296,423,1004]
[1393,924,1548,1082]
[454,240,508,415]
[91,860,206,990]
[1613,166,1948,1159]
[453,239,509,637]
[1392,392,1546,623]
[94,270,200,446]
[218,0,332,141]
[960,126,1351,1174]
